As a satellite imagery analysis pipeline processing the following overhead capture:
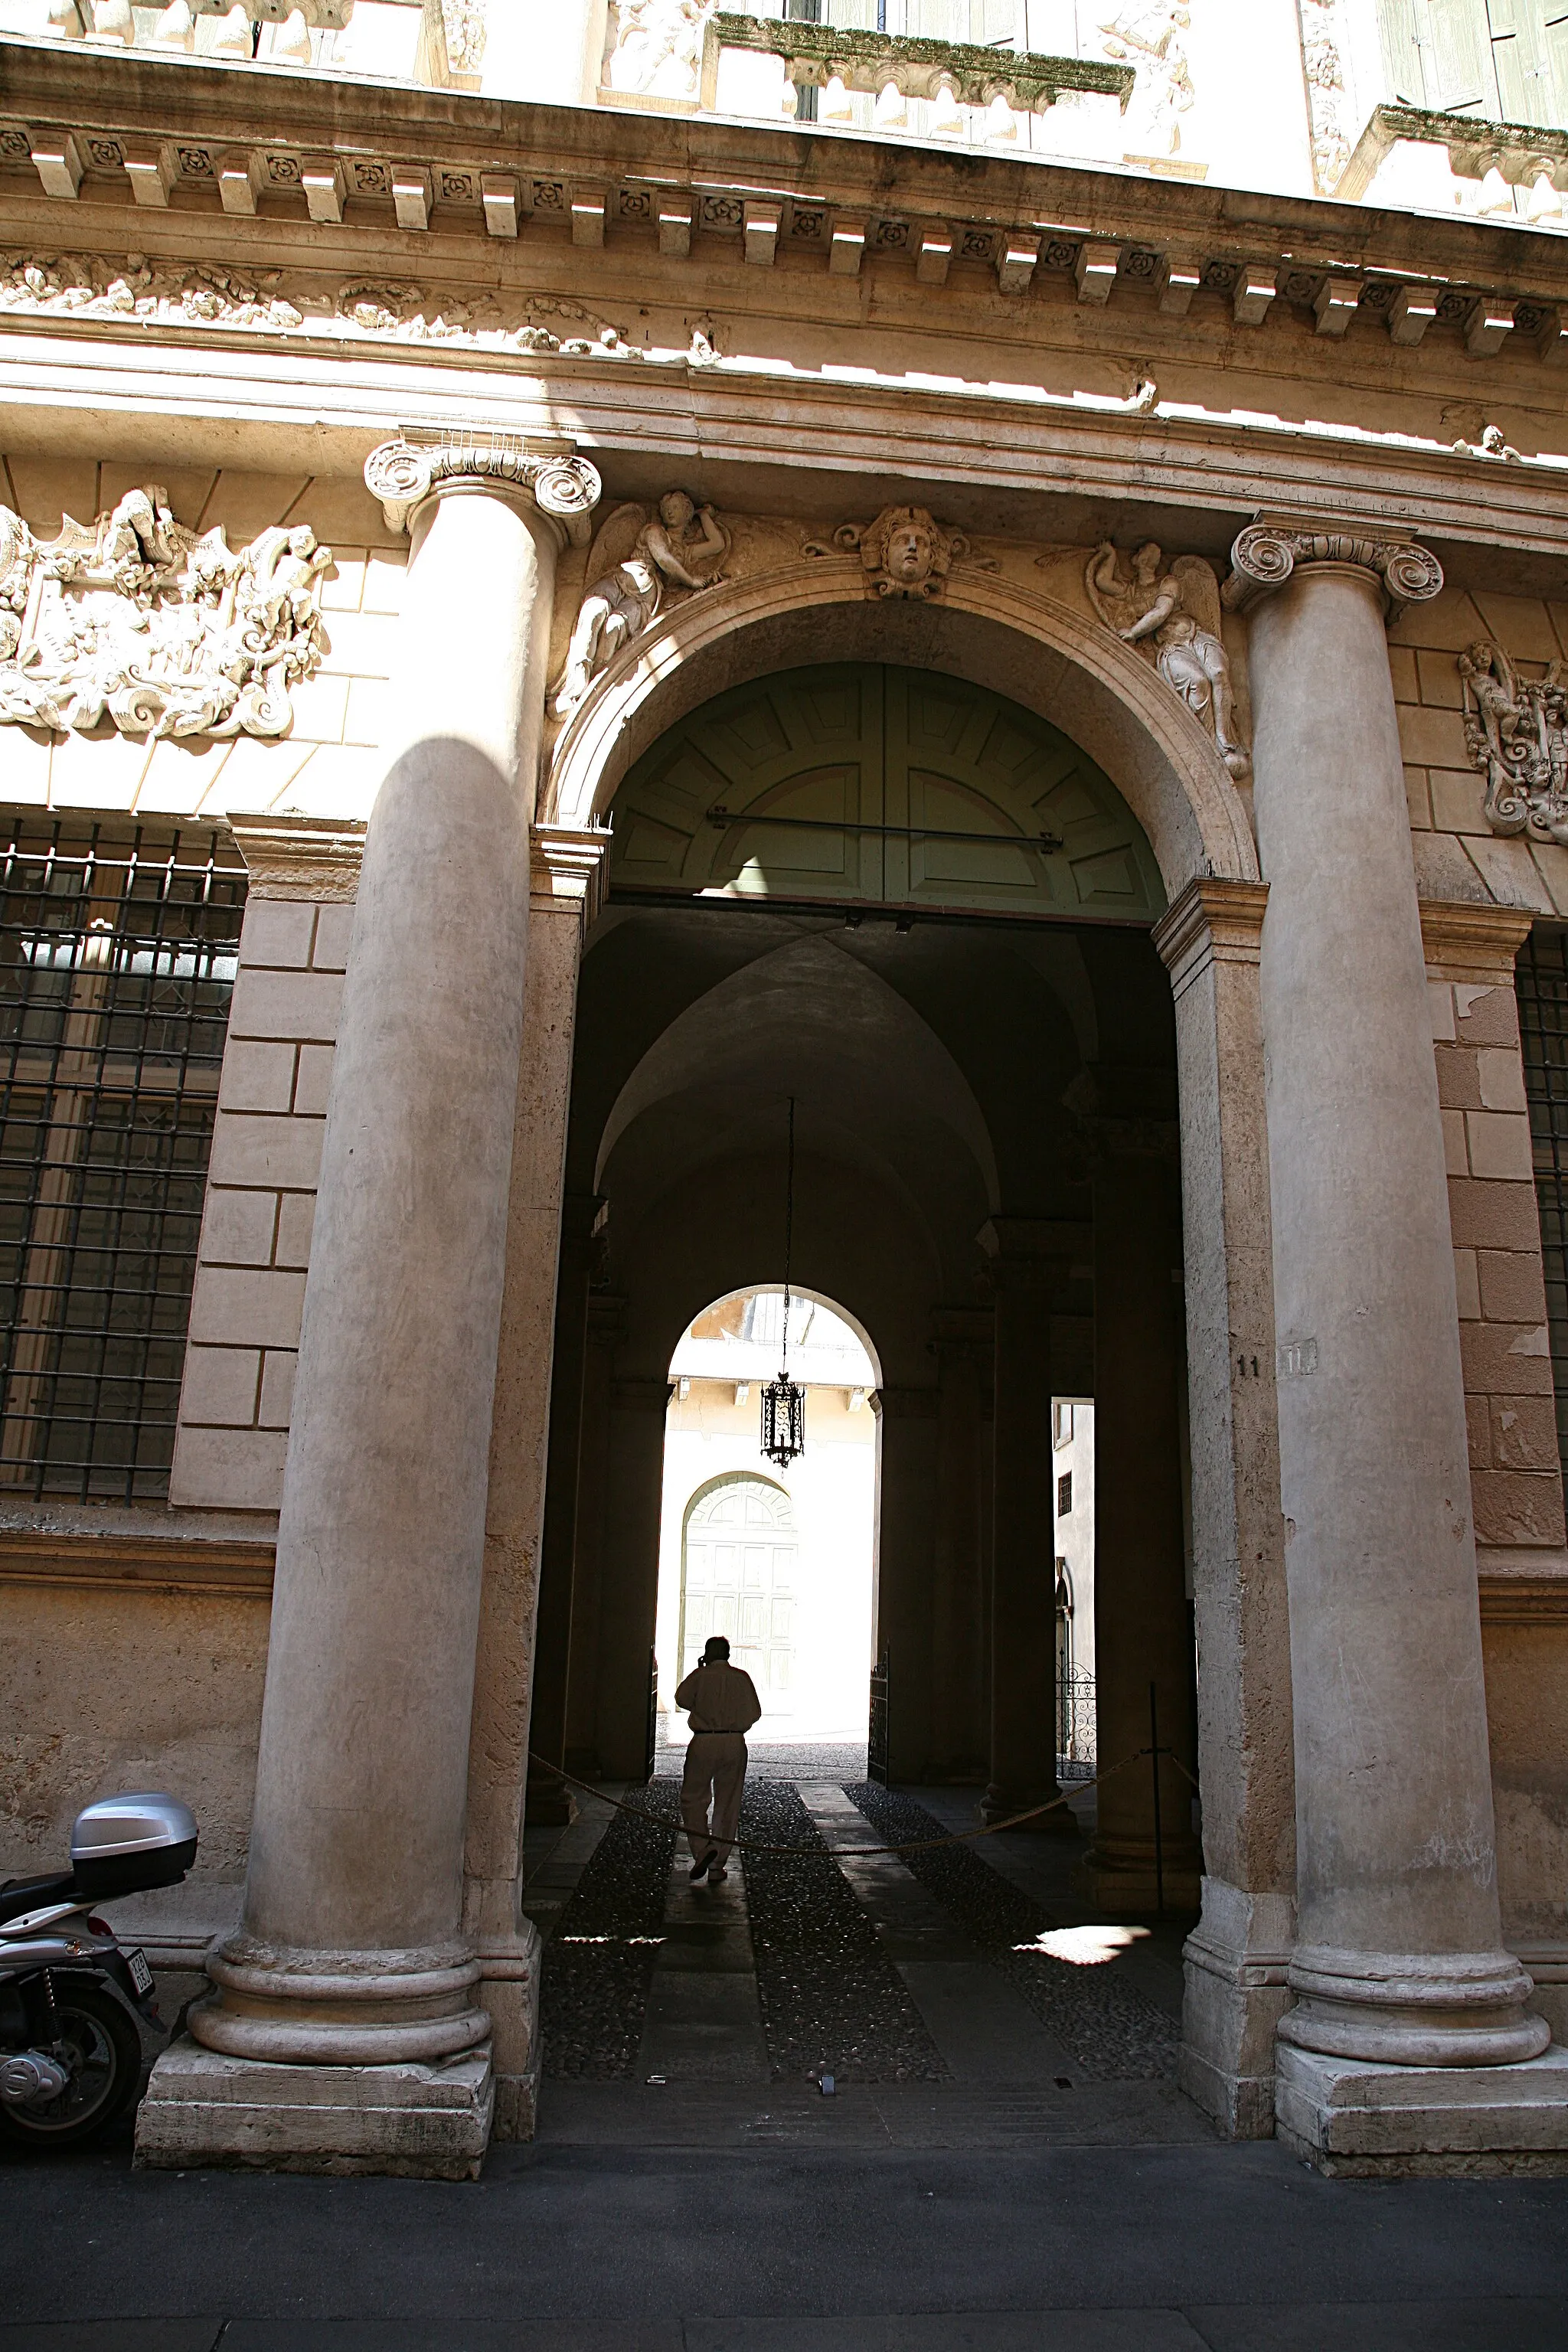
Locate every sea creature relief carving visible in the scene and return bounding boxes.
[1460,641,1568,842]
[551,492,730,720]
[0,488,330,740]
[1086,541,1250,778]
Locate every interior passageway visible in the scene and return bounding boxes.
[524,657,1204,2124]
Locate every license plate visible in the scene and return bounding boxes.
[126,1947,153,1996]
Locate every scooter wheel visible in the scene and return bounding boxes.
[0,1980,142,2151]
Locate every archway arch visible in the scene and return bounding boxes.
[545,564,1257,895]
[656,1285,882,1753]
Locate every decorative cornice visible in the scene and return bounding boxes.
[1152,877,1270,997]
[1419,898,1536,979]
[1478,1569,1568,1625]
[228,810,366,902]
[364,434,602,541]
[1223,519,1444,621]
[0,1530,275,1596]
[529,825,611,931]
[702,12,1134,114]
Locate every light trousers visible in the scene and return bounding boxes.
[681,1732,748,1866]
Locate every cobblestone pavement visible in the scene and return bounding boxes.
[848,1780,1180,2080]
[540,1772,1179,2089]
[539,1782,678,2079]
[655,1732,869,1780]
[739,1779,948,2083]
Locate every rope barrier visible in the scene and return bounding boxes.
[528,1746,1162,1860]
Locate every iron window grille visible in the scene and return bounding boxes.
[1516,925,1568,1478]
[0,817,246,1501]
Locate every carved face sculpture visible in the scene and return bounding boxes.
[885,521,935,587]
[659,490,696,532]
[1133,541,1164,586]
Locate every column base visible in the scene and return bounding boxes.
[980,1782,1079,1834]
[133,2036,495,2179]
[1077,1846,1203,1917]
[1276,2040,1568,2177]
[524,1781,578,1828]
[1178,1880,1295,2138]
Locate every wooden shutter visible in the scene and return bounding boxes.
[1544,8,1568,117]
[1417,0,1498,111]
[1377,0,1427,97]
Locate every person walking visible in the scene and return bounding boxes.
[675,1634,762,1882]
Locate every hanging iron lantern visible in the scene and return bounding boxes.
[761,1096,805,1466]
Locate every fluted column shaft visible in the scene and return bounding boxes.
[195,454,593,2068]
[1243,538,1545,2067]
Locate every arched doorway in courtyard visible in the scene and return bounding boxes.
[656,1286,881,1766]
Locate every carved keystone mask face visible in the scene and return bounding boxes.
[887,525,933,583]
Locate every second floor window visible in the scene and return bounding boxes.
[0,819,245,1501]
[1057,1470,1073,1517]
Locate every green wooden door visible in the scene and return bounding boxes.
[608,663,1165,923]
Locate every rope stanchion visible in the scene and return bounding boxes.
[528,1746,1158,1861]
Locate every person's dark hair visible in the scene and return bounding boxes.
[703,1635,730,1662]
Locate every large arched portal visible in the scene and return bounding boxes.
[534,653,1200,1926]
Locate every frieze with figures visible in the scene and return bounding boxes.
[0,488,330,740]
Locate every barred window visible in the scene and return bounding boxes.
[1517,926,1568,1478]
[0,818,246,1501]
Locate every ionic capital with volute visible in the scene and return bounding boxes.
[364,433,603,544]
[1222,515,1444,625]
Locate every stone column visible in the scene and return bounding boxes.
[137,438,601,2179]
[876,1384,942,1782]
[462,835,606,2142]
[522,1192,599,1833]
[1153,880,1296,2138]
[1232,521,1563,2168]
[929,1308,992,1781]
[982,1220,1076,1829]
[594,1376,669,1779]
[1083,1139,1204,1913]
[565,1291,624,1777]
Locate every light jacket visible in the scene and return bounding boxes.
[675,1659,763,1735]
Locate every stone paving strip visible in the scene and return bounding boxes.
[636,1846,769,2086]
[845,1781,1181,2082]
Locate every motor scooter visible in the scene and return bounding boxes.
[0,1792,197,2150]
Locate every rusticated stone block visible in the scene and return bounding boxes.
[1490,1395,1562,1474]
[1471,1466,1567,1547]
[1460,1320,1554,1396]
[1478,1250,1552,1325]
[1448,1178,1545,1253]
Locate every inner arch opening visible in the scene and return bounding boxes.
[655,1285,880,1774]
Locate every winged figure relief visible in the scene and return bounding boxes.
[1086,541,1250,779]
[551,492,729,721]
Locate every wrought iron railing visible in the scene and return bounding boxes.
[1057,1667,1096,1780]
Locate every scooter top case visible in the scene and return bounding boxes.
[68,1794,198,1900]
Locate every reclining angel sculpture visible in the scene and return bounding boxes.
[550,492,729,721]
[1086,541,1251,779]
